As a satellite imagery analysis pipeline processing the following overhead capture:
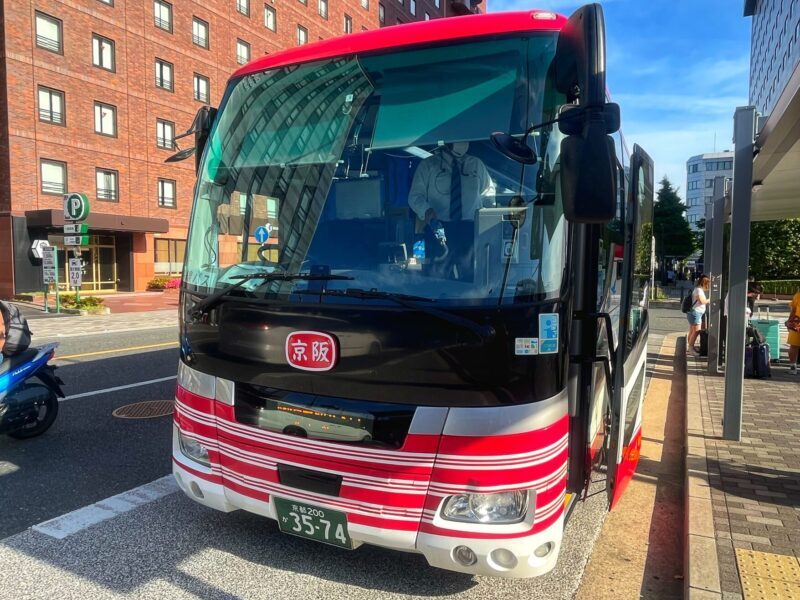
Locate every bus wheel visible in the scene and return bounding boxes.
[283,425,307,438]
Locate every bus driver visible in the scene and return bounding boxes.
[408,142,495,279]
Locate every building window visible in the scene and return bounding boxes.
[319,0,328,19]
[379,4,385,23]
[156,119,175,149]
[193,74,209,103]
[297,25,308,45]
[41,159,67,195]
[236,39,250,64]
[96,169,118,201]
[264,5,276,31]
[35,12,62,53]
[153,0,172,32]
[361,0,369,9]
[97,0,114,5]
[299,0,308,5]
[410,0,416,15]
[425,12,430,19]
[434,0,440,8]
[705,179,714,188]
[154,239,186,274]
[192,17,209,48]
[94,102,117,136]
[38,86,65,125]
[158,179,176,208]
[92,34,115,71]
[344,14,352,33]
[155,59,173,90]
[237,0,250,16]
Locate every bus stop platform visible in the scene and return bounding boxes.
[685,347,800,599]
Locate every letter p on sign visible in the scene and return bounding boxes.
[63,193,90,221]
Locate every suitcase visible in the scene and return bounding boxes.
[698,330,708,357]
[751,307,780,361]
[745,340,772,378]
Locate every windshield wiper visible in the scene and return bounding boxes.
[327,288,496,345]
[189,272,354,321]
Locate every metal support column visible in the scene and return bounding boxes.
[706,176,726,374]
[723,106,756,441]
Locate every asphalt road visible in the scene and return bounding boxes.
[0,325,179,539]
[0,307,688,599]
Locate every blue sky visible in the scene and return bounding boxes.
[488,0,752,200]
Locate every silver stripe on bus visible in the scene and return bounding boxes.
[177,361,216,399]
[442,388,568,437]
[215,377,235,405]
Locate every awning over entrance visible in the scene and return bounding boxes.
[24,209,170,233]
[751,60,800,221]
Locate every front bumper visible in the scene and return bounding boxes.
[173,445,564,578]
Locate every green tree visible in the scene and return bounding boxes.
[749,219,800,280]
[653,176,694,260]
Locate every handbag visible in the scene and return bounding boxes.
[785,314,800,333]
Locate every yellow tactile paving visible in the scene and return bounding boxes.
[736,549,800,600]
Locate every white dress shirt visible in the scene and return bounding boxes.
[408,151,495,222]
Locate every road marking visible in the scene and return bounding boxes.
[57,341,179,361]
[32,475,178,540]
[61,376,177,401]
[34,323,176,340]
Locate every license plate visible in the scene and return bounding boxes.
[273,497,352,549]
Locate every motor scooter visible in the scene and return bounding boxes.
[0,343,64,439]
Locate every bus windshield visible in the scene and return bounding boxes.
[184,34,568,307]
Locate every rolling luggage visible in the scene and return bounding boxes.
[745,339,772,379]
[751,306,780,361]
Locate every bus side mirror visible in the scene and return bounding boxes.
[556,3,618,224]
[193,106,217,173]
[165,106,218,174]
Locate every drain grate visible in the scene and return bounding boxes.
[112,400,175,419]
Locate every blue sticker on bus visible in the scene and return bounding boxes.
[539,339,558,354]
[539,313,559,340]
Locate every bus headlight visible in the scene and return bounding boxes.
[442,491,528,524]
[178,432,210,466]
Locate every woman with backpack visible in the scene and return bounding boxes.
[686,275,710,355]
[787,290,800,375]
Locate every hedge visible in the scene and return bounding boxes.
[759,280,800,295]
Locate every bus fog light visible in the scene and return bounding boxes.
[453,545,478,566]
[442,491,528,524]
[489,548,518,570]
[179,432,210,466]
[534,542,554,558]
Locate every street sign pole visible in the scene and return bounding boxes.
[54,248,61,314]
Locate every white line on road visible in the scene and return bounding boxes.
[34,324,176,340]
[61,375,177,401]
[32,475,178,540]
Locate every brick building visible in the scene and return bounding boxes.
[0,0,380,296]
[378,0,482,27]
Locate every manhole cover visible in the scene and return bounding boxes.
[112,400,175,419]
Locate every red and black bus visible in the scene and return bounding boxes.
[170,3,654,578]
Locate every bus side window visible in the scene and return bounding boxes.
[625,163,654,357]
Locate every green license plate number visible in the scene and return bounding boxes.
[273,497,352,549]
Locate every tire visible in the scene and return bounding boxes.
[7,389,59,439]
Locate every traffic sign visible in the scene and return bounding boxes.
[63,193,90,221]
[64,235,90,246]
[68,258,82,288]
[63,223,88,234]
[254,224,272,244]
[41,246,56,284]
[31,239,51,259]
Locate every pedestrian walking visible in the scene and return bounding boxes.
[686,275,710,355]
[786,289,800,374]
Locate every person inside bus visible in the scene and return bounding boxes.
[408,142,495,279]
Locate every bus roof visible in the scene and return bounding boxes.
[232,10,568,79]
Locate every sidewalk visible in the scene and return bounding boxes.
[14,291,178,315]
[685,345,800,598]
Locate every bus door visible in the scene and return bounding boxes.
[606,144,654,509]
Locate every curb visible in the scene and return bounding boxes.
[683,341,722,599]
